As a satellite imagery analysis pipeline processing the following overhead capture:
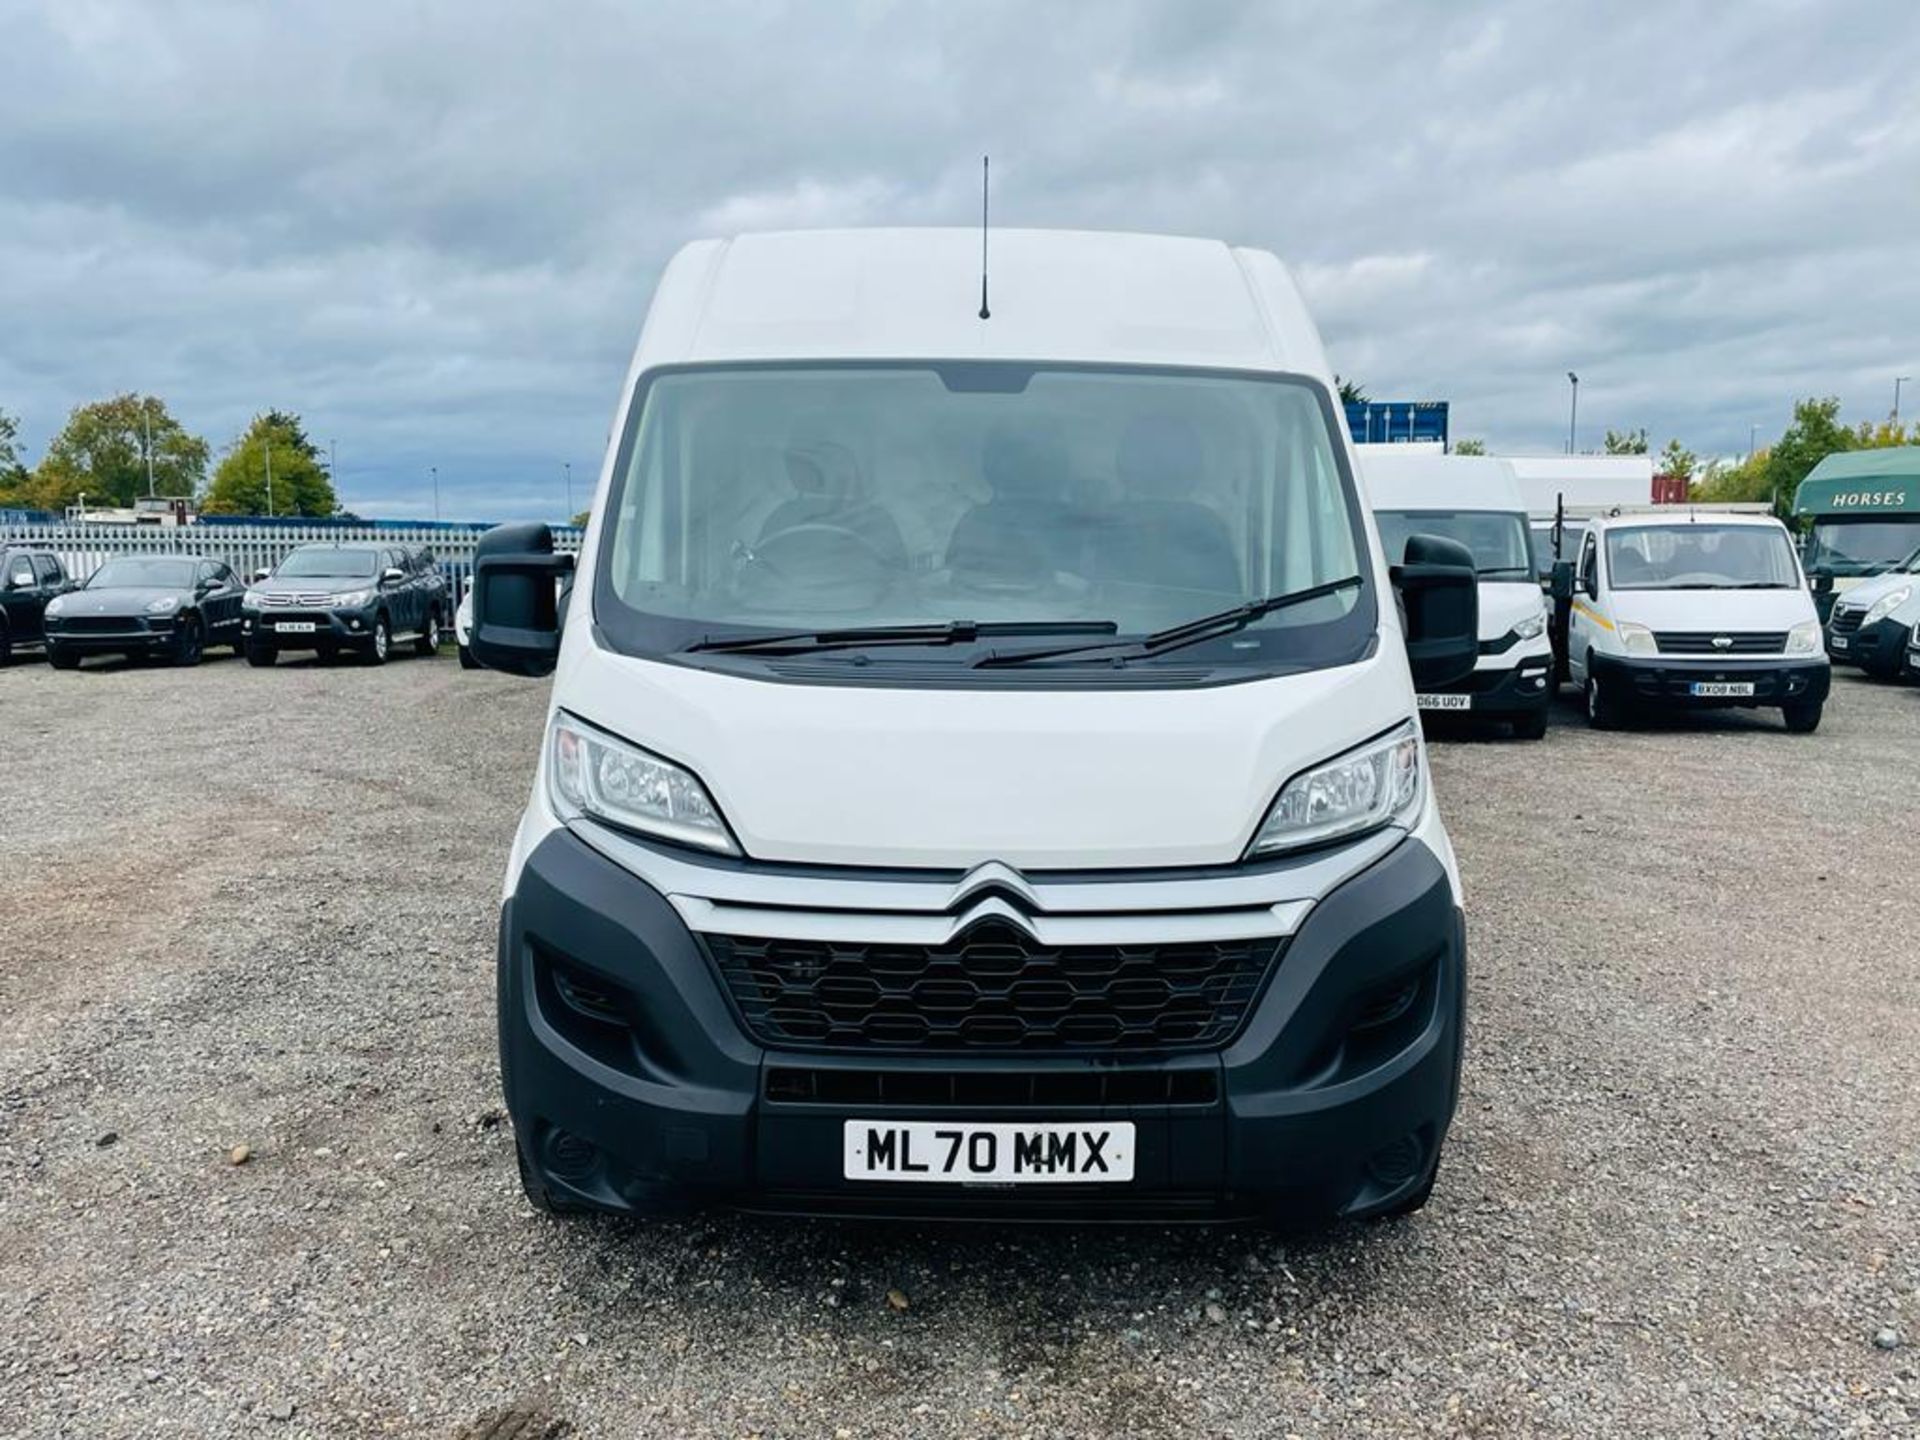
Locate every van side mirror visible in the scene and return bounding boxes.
[1549,560,1574,603]
[1391,534,1479,690]
[253,567,271,583]
[471,522,575,677]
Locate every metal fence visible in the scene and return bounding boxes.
[0,518,584,596]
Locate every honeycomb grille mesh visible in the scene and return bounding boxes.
[704,921,1280,1052]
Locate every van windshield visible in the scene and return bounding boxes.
[1376,510,1534,579]
[1605,525,1801,590]
[594,363,1374,676]
[1805,519,1920,577]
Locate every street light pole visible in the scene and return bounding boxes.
[143,400,157,498]
[1566,372,1579,454]
[431,465,440,523]
[1748,424,1759,459]
[263,434,274,518]
[565,461,573,519]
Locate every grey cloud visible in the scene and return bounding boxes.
[2,0,1916,519]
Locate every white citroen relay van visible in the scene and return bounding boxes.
[1364,452,1553,738]
[470,228,1482,1225]
[1560,511,1829,732]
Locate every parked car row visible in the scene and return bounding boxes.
[1822,545,1920,680]
[0,542,450,669]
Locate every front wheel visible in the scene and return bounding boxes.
[1782,699,1824,734]
[47,644,80,671]
[415,609,441,657]
[1585,670,1624,730]
[366,614,391,666]
[458,642,479,671]
[245,642,277,667]
[1509,709,1548,741]
[171,616,204,667]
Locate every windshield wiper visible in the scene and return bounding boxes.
[684,619,1118,658]
[975,574,1364,669]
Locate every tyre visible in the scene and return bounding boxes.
[366,613,391,666]
[1860,650,1902,681]
[316,643,339,665]
[0,625,11,668]
[515,1147,585,1217]
[458,642,479,671]
[1782,699,1823,734]
[171,616,205,667]
[1584,667,1624,730]
[245,642,277,667]
[47,644,80,671]
[415,608,441,657]
[1509,709,1548,740]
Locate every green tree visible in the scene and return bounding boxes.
[1691,450,1772,504]
[570,509,591,528]
[0,407,29,504]
[30,394,209,511]
[1603,427,1648,454]
[1451,438,1487,456]
[1335,376,1369,406]
[203,410,338,517]
[1657,437,1697,482]
[1765,397,1854,512]
[1852,417,1913,449]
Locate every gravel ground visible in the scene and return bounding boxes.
[1,651,1916,1438]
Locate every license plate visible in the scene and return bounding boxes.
[1416,693,1472,711]
[1830,637,1848,651]
[274,621,317,633]
[1690,681,1754,697]
[844,1120,1134,1184]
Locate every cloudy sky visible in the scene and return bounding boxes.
[3,0,1916,520]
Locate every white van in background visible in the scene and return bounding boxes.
[470,227,1485,1226]
[1559,511,1829,732]
[1365,452,1554,739]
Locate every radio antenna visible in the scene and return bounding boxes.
[977,155,991,321]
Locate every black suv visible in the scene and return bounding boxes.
[242,543,450,666]
[0,546,76,666]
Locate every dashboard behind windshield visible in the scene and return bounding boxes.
[1605,524,1801,590]
[593,362,1376,676]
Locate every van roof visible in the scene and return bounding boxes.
[1360,452,1523,514]
[632,228,1333,377]
[1586,509,1787,533]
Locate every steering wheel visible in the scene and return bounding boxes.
[734,523,898,611]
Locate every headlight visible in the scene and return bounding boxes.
[546,710,737,854]
[1248,720,1423,858]
[1514,610,1547,641]
[333,588,373,608]
[146,595,180,615]
[241,590,263,610]
[1862,585,1912,626]
[45,596,66,617]
[1616,621,1658,655]
[1786,620,1821,654]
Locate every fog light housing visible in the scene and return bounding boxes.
[1367,1133,1426,1187]
[541,1128,599,1182]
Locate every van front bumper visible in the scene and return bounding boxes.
[1590,653,1830,707]
[498,827,1465,1225]
[1423,656,1553,717]
[1831,616,1914,674]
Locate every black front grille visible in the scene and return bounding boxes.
[1653,631,1787,655]
[705,921,1281,1052]
[58,617,133,634]
[765,1066,1219,1107]
[1828,608,1865,637]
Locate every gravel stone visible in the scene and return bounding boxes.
[2,657,1917,1437]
